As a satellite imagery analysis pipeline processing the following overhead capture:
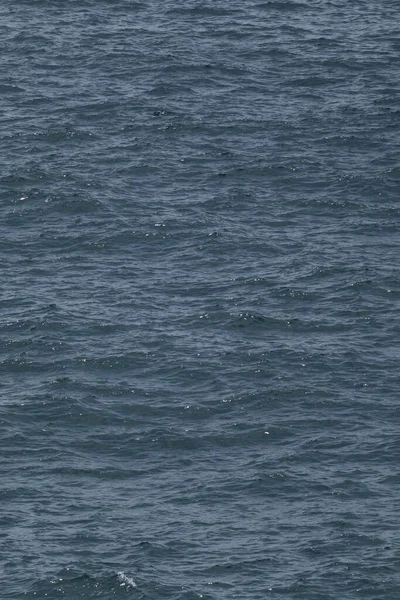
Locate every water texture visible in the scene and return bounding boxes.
[1,1,400,598]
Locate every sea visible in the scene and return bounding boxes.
[1,1,399,598]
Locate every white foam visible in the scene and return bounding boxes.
[117,571,137,589]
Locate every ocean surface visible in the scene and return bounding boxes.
[1,1,400,598]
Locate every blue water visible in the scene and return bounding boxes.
[1,1,400,598]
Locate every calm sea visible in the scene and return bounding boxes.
[1,1,400,598]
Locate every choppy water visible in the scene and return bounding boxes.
[1,1,400,598]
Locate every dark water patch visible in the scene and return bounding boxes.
[256,1,308,10]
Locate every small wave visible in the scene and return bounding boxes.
[26,571,139,599]
[117,572,137,589]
